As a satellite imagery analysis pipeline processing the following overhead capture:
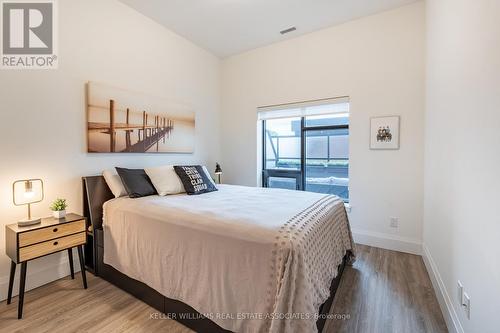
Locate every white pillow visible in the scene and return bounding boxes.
[145,165,185,196]
[103,169,127,198]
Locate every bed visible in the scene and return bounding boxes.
[82,176,355,333]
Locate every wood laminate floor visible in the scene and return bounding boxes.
[0,245,447,333]
[325,245,447,333]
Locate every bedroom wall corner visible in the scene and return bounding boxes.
[220,2,426,254]
[423,0,500,332]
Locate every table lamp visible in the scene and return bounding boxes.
[214,163,222,184]
[13,179,44,226]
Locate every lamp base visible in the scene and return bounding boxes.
[18,217,42,227]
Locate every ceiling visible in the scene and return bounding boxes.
[119,0,418,58]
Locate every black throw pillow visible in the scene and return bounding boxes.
[115,167,157,198]
[173,165,218,195]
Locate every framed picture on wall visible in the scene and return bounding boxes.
[370,116,400,150]
[86,82,195,154]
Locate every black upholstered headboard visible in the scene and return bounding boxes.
[82,176,114,231]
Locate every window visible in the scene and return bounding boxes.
[259,98,349,201]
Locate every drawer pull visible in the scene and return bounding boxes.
[53,228,58,232]
[53,241,59,246]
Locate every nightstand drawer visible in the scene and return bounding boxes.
[19,220,85,247]
[19,232,86,262]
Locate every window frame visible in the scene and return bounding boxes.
[262,117,349,199]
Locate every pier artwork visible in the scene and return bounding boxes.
[87,82,195,153]
[88,100,175,153]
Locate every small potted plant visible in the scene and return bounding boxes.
[50,198,68,219]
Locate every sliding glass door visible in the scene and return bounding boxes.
[262,117,303,190]
[261,100,349,201]
[304,115,349,200]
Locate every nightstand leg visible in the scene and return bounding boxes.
[7,261,16,304]
[68,248,75,279]
[77,245,87,289]
[18,262,27,319]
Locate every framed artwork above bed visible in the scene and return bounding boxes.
[86,82,195,153]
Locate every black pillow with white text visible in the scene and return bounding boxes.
[173,165,218,195]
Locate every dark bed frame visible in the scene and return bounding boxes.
[82,176,350,333]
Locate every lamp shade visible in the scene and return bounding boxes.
[214,163,222,175]
[13,179,44,206]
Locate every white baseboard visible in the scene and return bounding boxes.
[422,243,464,333]
[0,254,81,302]
[352,228,422,255]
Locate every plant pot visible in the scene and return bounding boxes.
[53,210,66,219]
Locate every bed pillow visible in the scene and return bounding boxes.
[115,167,157,198]
[103,169,127,198]
[202,166,217,188]
[144,165,185,196]
[173,165,218,195]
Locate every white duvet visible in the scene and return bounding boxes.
[103,184,355,333]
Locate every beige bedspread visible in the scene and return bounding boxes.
[103,184,355,333]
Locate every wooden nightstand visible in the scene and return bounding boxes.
[5,213,88,319]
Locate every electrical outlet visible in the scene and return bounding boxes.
[457,281,464,305]
[390,217,399,228]
[463,292,471,319]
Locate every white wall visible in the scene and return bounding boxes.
[221,2,425,253]
[0,0,221,299]
[423,1,500,332]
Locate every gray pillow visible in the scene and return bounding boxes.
[115,167,157,198]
